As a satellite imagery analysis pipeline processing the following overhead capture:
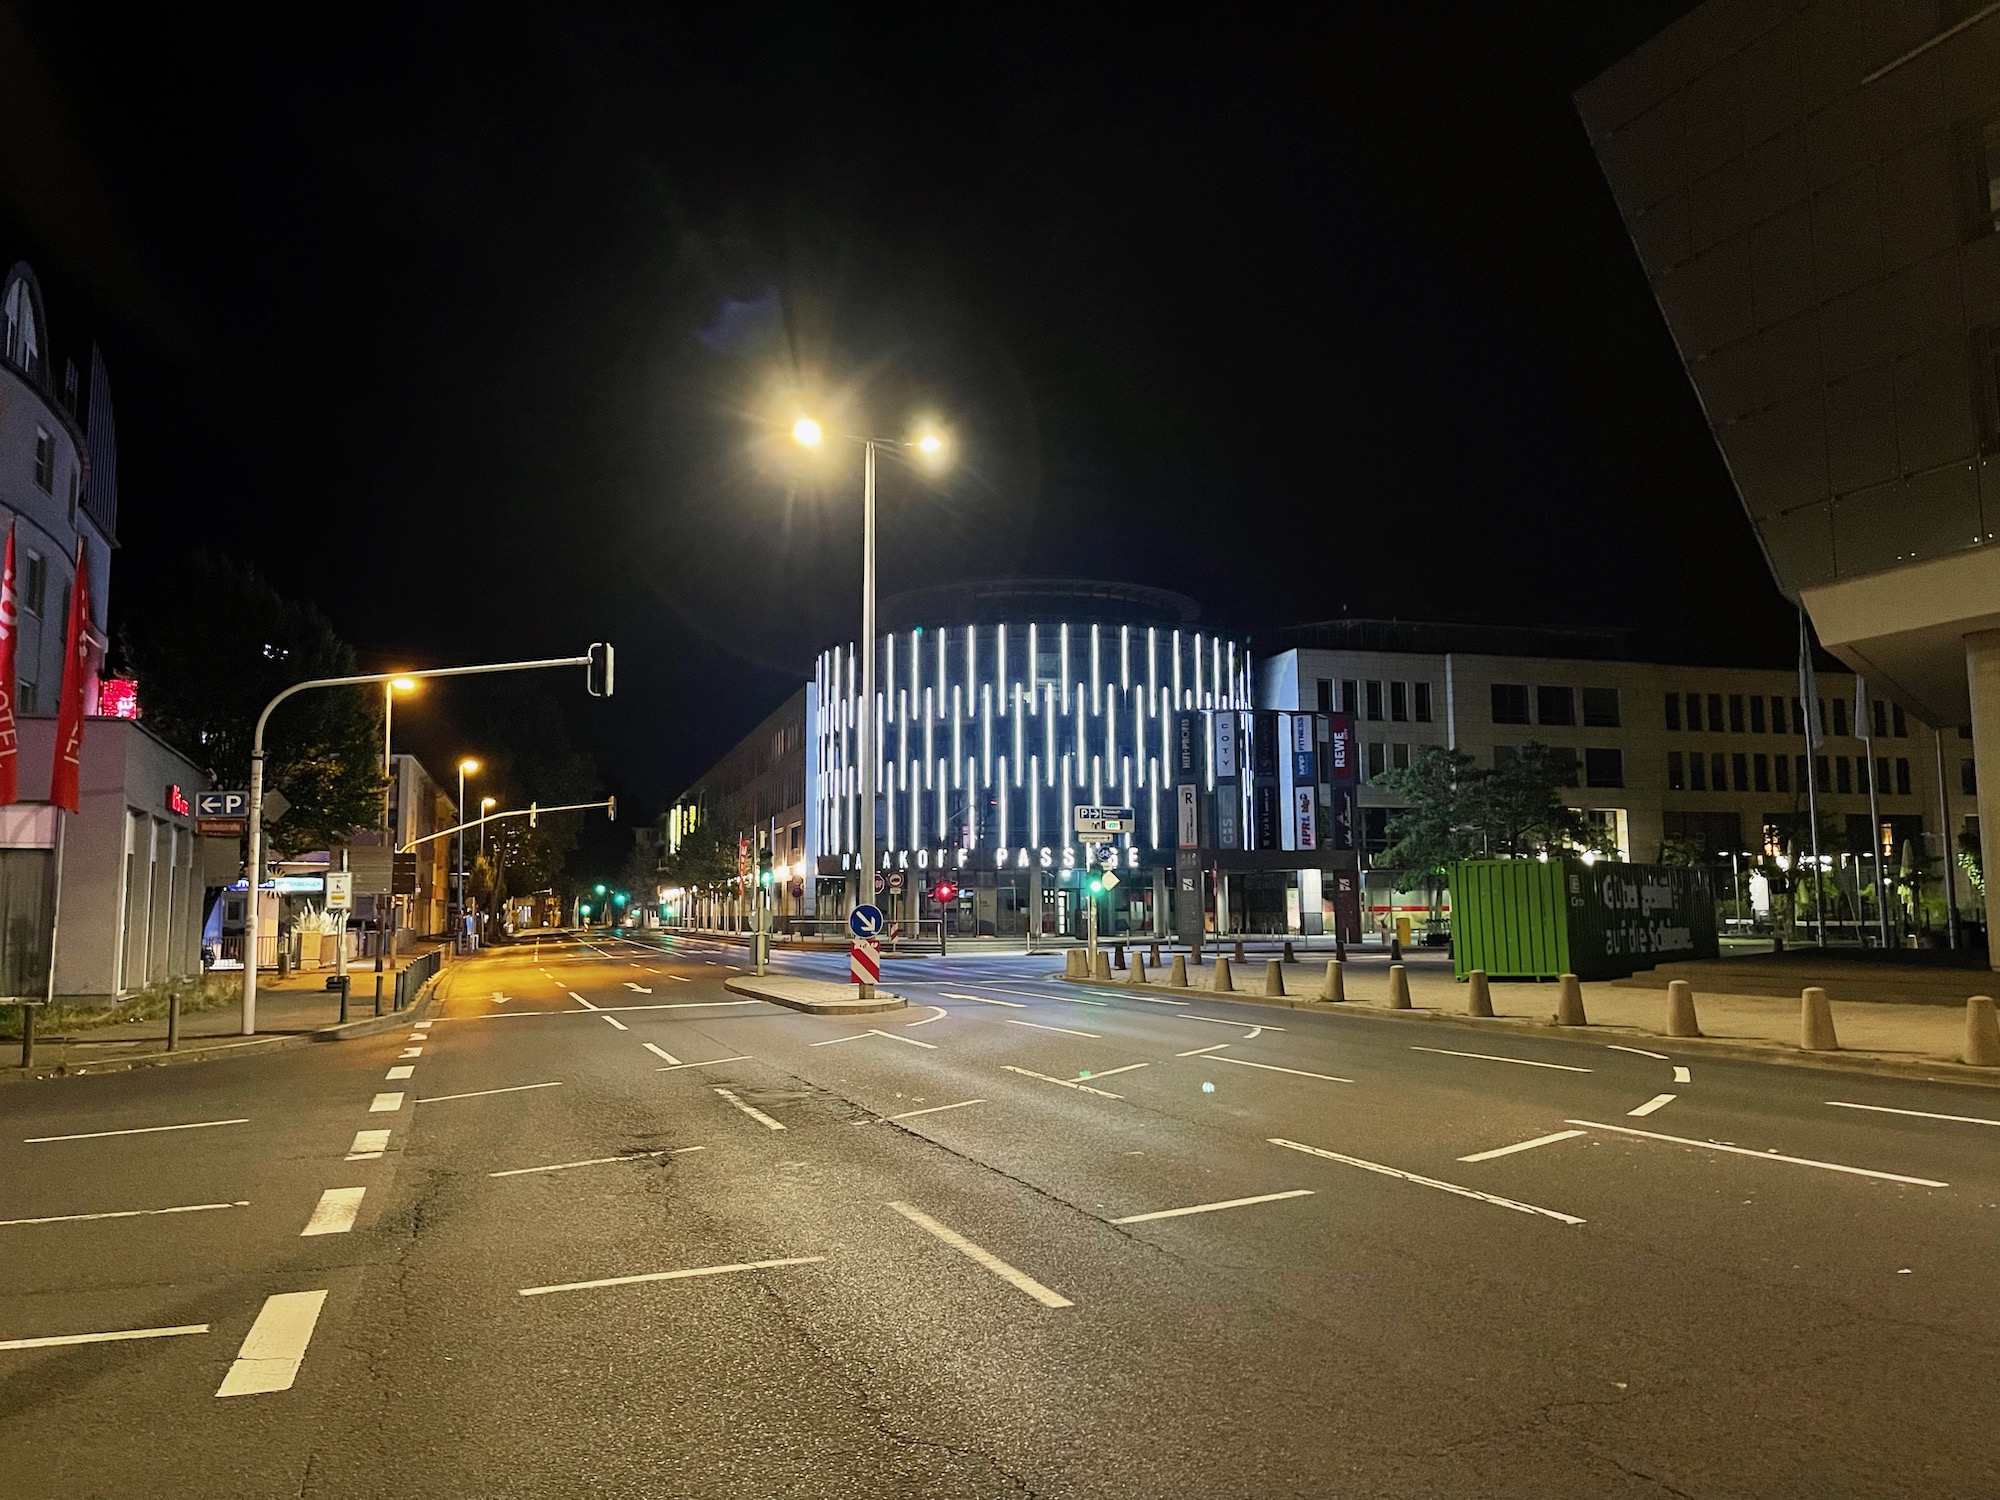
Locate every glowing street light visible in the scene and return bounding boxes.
[456,759,481,938]
[791,416,823,447]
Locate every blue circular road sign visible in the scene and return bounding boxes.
[850,904,884,939]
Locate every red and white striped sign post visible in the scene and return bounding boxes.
[849,939,881,988]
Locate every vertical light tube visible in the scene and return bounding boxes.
[1226,640,1236,707]
[1030,755,1041,846]
[1194,633,1205,707]
[1027,623,1038,696]
[1147,626,1159,715]
[966,624,976,702]
[966,758,977,847]
[982,683,993,786]
[998,624,1008,716]
[1060,624,1070,714]
[886,631,896,722]
[1045,684,1056,783]
[1149,760,1161,847]
[1091,624,1102,716]
[1075,696,1087,784]
[936,758,946,846]
[1172,630,1182,708]
[999,760,1009,849]
[937,627,947,717]
[952,685,963,787]
[1120,625,1130,693]
[924,689,934,785]
[1092,754,1101,809]
[1014,688,1024,783]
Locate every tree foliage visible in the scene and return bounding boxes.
[660,795,747,892]
[124,554,383,856]
[1375,742,1608,891]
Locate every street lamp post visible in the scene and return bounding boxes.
[456,758,480,948]
[479,796,497,859]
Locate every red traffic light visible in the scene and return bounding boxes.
[933,880,958,902]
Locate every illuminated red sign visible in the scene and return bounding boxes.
[166,784,190,816]
[99,678,141,720]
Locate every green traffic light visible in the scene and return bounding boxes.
[1089,877,1103,893]
[595,883,606,895]
[614,892,628,905]
[579,903,591,917]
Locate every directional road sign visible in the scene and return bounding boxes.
[849,904,884,940]
[324,872,353,909]
[1072,804,1135,835]
[196,791,249,819]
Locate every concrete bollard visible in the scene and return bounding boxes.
[1149,942,1161,967]
[1265,959,1285,998]
[1114,943,1127,970]
[1169,953,1188,987]
[1192,938,1204,965]
[1127,954,1148,987]
[1964,995,2000,1067]
[1386,964,1411,1009]
[1212,956,1234,992]
[1466,969,1493,1018]
[1389,937,1402,961]
[1233,940,1246,963]
[1093,951,1113,982]
[1800,986,1839,1051]
[1335,937,1347,963]
[1064,948,1085,978]
[1554,973,1586,1026]
[1320,960,1345,1002]
[1665,980,1702,1038]
[1282,941,1296,963]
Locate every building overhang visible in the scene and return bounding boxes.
[1801,545,2000,728]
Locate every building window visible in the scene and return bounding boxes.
[1582,687,1619,728]
[1391,741,1411,770]
[1873,757,1888,793]
[1390,681,1409,722]
[1341,680,1359,715]
[66,470,79,525]
[1775,754,1790,793]
[1896,758,1911,796]
[1770,696,1787,735]
[1549,747,1580,787]
[1413,682,1432,722]
[1707,694,1724,732]
[32,430,53,493]
[1536,686,1575,726]
[1732,752,1749,791]
[1689,753,1707,791]
[1316,679,1333,712]
[1686,693,1703,732]
[1816,756,1832,793]
[1796,755,1810,792]
[1365,680,1384,721]
[1754,753,1770,792]
[1667,751,1685,791]
[1664,693,1681,731]
[1871,700,1888,739]
[1366,741,1386,780]
[1712,752,1727,790]
[1964,759,1978,797]
[1836,757,1852,794]
[1792,698,1806,736]
[1892,704,1907,737]
[1750,696,1766,734]
[1729,694,1745,733]
[22,551,44,618]
[1964,112,2000,240]
[1832,699,1849,738]
[18,678,34,715]
[1584,748,1623,789]
[1491,683,1530,724]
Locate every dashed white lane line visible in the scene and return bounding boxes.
[568,991,599,1010]
[1673,1065,1692,1083]
[519,1255,824,1298]
[1565,1119,1949,1186]
[415,1082,562,1104]
[1112,1189,1315,1224]
[1002,1065,1124,1099]
[887,1201,1073,1308]
[1628,1093,1678,1117]
[714,1087,786,1130]
[643,1042,680,1064]
[940,990,1028,1008]
[1826,1100,2000,1128]
[385,1065,415,1081]
[667,975,692,982]
[369,1093,405,1113]
[601,1015,630,1031]
[1459,1129,1588,1162]
[1270,1138,1588,1225]
[870,1099,987,1123]
[0,1200,248,1228]
[26,1117,248,1144]
[1180,1015,1284,1033]
[463,1000,762,1020]
[1072,1062,1149,1082]
[413,1021,432,1031]
[398,1047,423,1058]
[1205,1056,1352,1084]
[300,1188,365,1236]
[1176,1043,1230,1057]
[2,1322,210,1352]
[1410,1046,1591,1073]
[1608,1044,1669,1060]
[1003,1017,1101,1038]
[214,1290,328,1397]
[490,1146,703,1177]
[347,1129,390,1161]
[658,1056,752,1071]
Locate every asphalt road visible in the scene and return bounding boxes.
[0,933,1995,1499]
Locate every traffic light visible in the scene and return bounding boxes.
[595,883,607,896]
[1088,875,1104,894]
[758,847,774,886]
[587,641,616,697]
[933,879,958,903]
[614,892,628,906]
[579,903,592,918]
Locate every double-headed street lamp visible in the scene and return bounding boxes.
[790,415,948,981]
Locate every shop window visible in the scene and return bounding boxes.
[1836,757,1852,794]
[1664,693,1681,731]
[1490,684,1530,724]
[1770,696,1788,735]
[1689,754,1707,791]
[1749,696,1765,734]
[1896,758,1911,796]
[1775,754,1790,793]
[1732,752,1749,791]
[1390,681,1408,722]
[1729,694,1745,733]
[1361,807,1390,855]
[1413,682,1432,722]
[1712,752,1727,790]
[1582,687,1619,728]
[1584,748,1623,789]
[1667,751,1685,791]
[1832,699,1849,738]
[1536,686,1575,725]
[1754,753,1770,792]
[1365,680,1384,721]
[1686,692,1703,731]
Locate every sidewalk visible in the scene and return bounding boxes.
[1066,949,1998,1084]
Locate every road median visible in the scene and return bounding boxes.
[723,974,906,1015]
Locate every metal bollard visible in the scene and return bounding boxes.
[327,974,350,1024]
[19,1002,34,1070]
[166,993,181,1051]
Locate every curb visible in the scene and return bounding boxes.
[1054,971,2000,1091]
[723,975,907,1015]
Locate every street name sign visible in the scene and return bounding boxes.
[1072,805,1135,835]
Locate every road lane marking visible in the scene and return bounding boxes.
[1825,1100,2000,1128]
[300,1188,365,1236]
[490,1147,703,1177]
[1002,1065,1123,1099]
[26,1118,248,1144]
[867,1028,937,1048]
[490,992,511,1005]
[519,1255,824,1297]
[1673,1065,1691,1083]
[886,1201,1072,1308]
[878,1099,987,1122]
[907,1006,949,1026]
[1205,1055,1352,1084]
[667,975,691,982]
[1270,1138,1587,1224]
[940,990,1028,1008]
[1608,1044,1669,1060]
[415,1082,562,1104]
[624,983,652,993]
[643,1042,680,1063]
[385,1065,415,1080]
[601,1015,630,1031]
[214,1290,328,1397]
[714,1087,786,1130]
[398,1047,423,1058]
[658,1056,752,1071]
[1180,1015,1285,1032]
[1177,1043,1230,1057]
[1628,1093,1677,1116]
[1459,1129,1587,1163]
[369,1093,404,1112]
[1003,1017,1101,1038]
[347,1128,390,1160]
[569,991,599,1010]
[405,1033,426,1042]
[462,1000,761,1019]
[1565,1119,1949,1186]
[810,1032,873,1046]
[413,1020,432,1031]
[1411,1046,1591,1073]
[2,1322,209,1352]
[0,1200,248,1228]
[1072,1062,1149,1082]
[1112,1189,1314,1224]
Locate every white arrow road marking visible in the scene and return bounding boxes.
[1411,1046,1590,1073]
[519,1255,824,1298]
[568,991,599,1010]
[643,1042,680,1064]
[657,1056,752,1071]
[907,1006,949,1026]
[1003,1017,1100,1038]
[1180,1015,1285,1032]
[215,1291,328,1397]
[490,992,511,1004]
[940,990,1027,1008]
[1205,1056,1352,1084]
[1673,1065,1692,1083]
[1272,1138,1587,1225]
[1003,1065,1123,1099]
[1566,1119,1949,1186]
[714,1087,786,1130]
[1070,1062,1148,1082]
[1177,1043,1230,1057]
[1607,1044,1669,1060]
[1825,1100,2000,1128]
[625,983,652,994]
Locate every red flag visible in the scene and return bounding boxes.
[49,539,89,815]
[0,522,18,805]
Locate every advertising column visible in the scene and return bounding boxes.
[1324,711,1362,942]
[1172,710,1203,946]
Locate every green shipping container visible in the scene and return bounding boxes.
[1450,859,1719,982]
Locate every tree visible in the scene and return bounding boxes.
[1375,748,1480,896]
[1467,744,1602,859]
[1373,742,1607,896]
[124,554,383,856]
[621,837,662,903]
[660,794,746,894]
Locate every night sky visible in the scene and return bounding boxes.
[0,2,1786,835]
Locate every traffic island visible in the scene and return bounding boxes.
[724,974,906,1015]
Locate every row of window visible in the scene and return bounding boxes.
[1668,750,1914,797]
[1489,684,1621,728]
[1665,691,1908,739]
[1360,741,1627,788]
[1317,677,1433,724]
[30,428,82,523]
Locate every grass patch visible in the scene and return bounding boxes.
[0,973,240,1038]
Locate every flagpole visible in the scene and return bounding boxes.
[1856,676,1891,949]
[1799,607,1827,948]
[43,808,66,1013]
